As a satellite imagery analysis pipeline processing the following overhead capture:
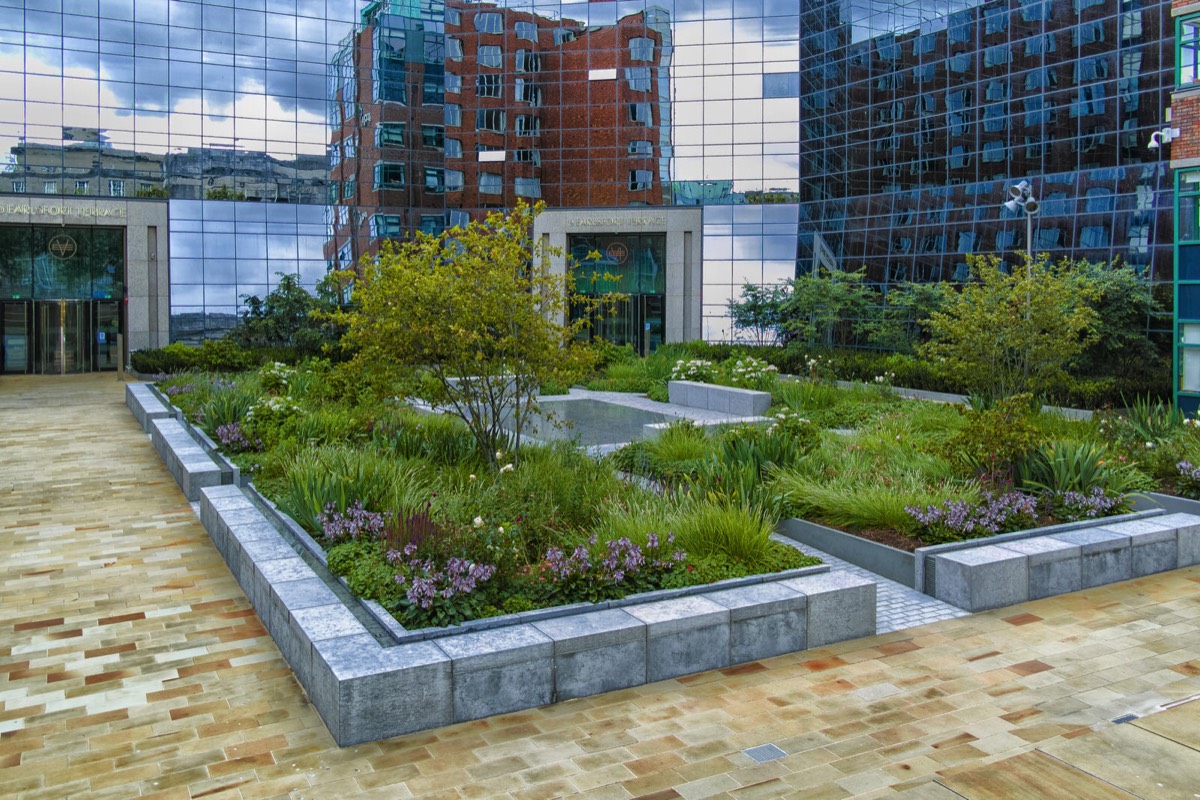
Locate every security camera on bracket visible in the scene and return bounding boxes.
[1148,128,1181,149]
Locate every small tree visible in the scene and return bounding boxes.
[780,267,873,348]
[231,273,336,356]
[338,202,596,468]
[1072,260,1165,380]
[728,282,789,345]
[863,281,950,353]
[919,254,1099,400]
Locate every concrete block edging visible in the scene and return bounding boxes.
[927,509,1200,612]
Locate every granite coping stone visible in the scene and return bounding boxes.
[229,521,286,543]
[780,571,876,647]
[255,557,313,584]
[126,383,172,432]
[1050,528,1131,553]
[997,536,1080,564]
[667,380,772,416]
[293,603,369,644]
[1158,512,1200,566]
[434,624,554,671]
[623,595,731,634]
[998,537,1082,600]
[272,576,341,610]
[704,582,805,620]
[240,535,299,563]
[1093,518,1176,535]
[931,545,1029,612]
[532,608,645,654]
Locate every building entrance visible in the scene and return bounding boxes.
[0,224,125,374]
[569,232,667,356]
[1,300,122,374]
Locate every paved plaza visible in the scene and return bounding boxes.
[1,374,1198,799]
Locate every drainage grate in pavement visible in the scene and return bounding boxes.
[743,743,787,763]
[1112,714,1139,724]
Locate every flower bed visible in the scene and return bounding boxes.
[148,362,822,633]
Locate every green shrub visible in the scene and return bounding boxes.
[131,342,197,374]
[326,538,403,607]
[1016,439,1151,498]
[946,394,1040,480]
[193,339,253,372]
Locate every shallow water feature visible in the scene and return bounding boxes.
[515,398,676,446]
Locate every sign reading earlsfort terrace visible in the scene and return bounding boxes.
[567,216,667,227]
[0,204,127,218]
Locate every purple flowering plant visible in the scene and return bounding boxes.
[534,532,687,603]
[318,501,387,543]
[1177,460,1200,499]
[1043,487,1123,521]
[215,422,262,452]
[906,491,1038,545]
[387,542,498,628]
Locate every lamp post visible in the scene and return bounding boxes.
[1003,180,1039,318]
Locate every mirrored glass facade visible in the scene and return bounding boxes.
[0,0,1178,345]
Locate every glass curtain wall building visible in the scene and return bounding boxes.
[0,0,1179,366]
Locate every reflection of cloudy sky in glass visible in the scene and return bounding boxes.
[0,0,981,188]
[0,0,361,160]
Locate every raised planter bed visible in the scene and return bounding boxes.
[134,388,880,746]
[779,495,1200,612]
[668,379,772,416]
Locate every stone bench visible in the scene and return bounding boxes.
[931,512,1200,612]
[195,483,877,746]
[149,417,225,501]
[668,380,772,416]
[125,383,172,433]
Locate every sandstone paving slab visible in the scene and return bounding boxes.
[1040,717,1200,800]
[1130,699,1200,750]
[937,750,1139,800]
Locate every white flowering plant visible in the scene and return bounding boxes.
[260,361,296,395]
[720,355,780,391]
[242,394,305,446]
[671,358,718,384]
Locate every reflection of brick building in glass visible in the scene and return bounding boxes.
[325,0,672,267]
[325,1,450,269]
[443,3,670,210]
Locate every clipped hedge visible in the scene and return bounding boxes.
[131,340,304,375]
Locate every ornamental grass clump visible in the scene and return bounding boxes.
[905,491,1038,545]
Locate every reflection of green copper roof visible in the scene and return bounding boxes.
[363,0,441,25]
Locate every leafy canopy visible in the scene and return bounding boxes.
[919,254,1099,400]
[338,202,598,467]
